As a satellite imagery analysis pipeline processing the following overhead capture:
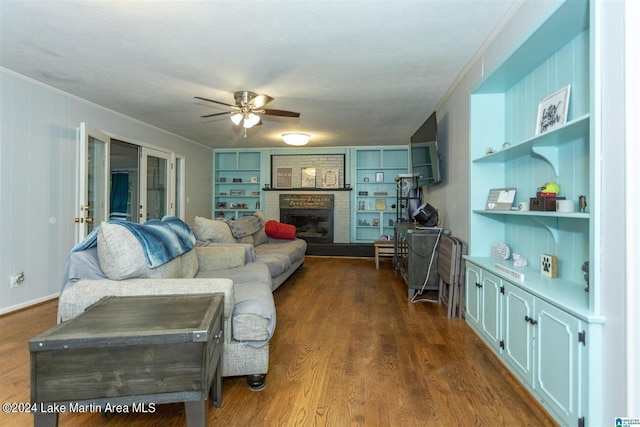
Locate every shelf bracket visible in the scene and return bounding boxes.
[531,216,559,244]
[531,145,559,176]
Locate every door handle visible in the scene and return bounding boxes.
[85,217,94,224]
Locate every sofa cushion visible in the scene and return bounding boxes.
[232,282,276,346]
[193,216,236,245]
[196,260,272,289]
[265,220,296,240]
[255,252,291,279]
[256,239,307,266]
[252,210,269,246]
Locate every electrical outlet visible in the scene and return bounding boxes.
[10,272,25,288]
[540,254,558,278]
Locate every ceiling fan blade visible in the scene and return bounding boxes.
[194,96,236,108]
[249,94,274,109]
[262,109,300,118]
[201,111,232,118]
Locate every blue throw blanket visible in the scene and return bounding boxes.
[70,216,195,268]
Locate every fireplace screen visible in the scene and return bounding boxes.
[280,209,333,243]
[280,194,334,243]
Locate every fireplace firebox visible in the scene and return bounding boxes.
[280,195,334,243]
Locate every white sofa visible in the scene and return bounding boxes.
[58,213,306,390]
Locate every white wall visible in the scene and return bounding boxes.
[434,0,633,422]
[0,69,213,313]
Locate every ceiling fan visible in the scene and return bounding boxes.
[195,91,300,136]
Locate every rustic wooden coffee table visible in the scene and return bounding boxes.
[30,294,224,427]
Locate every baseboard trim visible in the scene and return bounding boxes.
[0,293,58,317]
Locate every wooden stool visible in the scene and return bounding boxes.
[374,240,395,269]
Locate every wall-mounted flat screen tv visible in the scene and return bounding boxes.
[410,111,441,187]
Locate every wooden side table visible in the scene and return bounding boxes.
[374,240,395,269]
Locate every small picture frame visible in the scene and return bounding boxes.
[535,85,571,135]
[322,168,339,189]
[250,176,258,183]
[540,254,558,278]
[230,189,245,196]
[219,177,226,183]
[301,167,316,188]
[375,172,384,182]
[372,218,379,226]
[364,177,370,183]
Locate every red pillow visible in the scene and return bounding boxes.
[265,220,297,240]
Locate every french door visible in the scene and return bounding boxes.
[140,147,174,221]
[76,123,110,242]
[76,124,178,244]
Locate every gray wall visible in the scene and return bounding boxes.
[0,69,213,313]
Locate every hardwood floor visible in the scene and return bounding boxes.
[0,256,556,426]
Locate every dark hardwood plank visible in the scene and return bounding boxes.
[0,256,556,426]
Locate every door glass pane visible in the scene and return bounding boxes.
[175,157,183,219]
[87,135,108,234]
[110,140,140,222]
[146,155,168,220]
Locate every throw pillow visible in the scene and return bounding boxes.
[192,216,236,245]
[98,222,147,280]
[264,220,297,240]
[225,214,263,238]
[97,222,187,280]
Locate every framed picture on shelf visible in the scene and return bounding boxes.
[375,199,386,210]
[322,168,339,189]
[250,176,258,183]
[301,167,316,188]
[372,218,379,226]
[275,168,293,189]
[230,189,245,196]
[535,85,571,135]
[375,172,384,182]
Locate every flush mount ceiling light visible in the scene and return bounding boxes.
[282,133,310,146]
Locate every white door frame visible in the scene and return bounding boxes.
[76,123,110,242]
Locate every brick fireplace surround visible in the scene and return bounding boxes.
[263,191,351,244]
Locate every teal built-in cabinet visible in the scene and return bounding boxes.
[213,150,266,219]
[351,147,409,242]
[464,1,603,426]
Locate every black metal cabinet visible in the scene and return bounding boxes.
[394,223,447,299]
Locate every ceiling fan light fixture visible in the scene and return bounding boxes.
[282,133,310,146]
[244,113,261,128]
[230,113,243,126]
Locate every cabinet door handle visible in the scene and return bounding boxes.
[524,315,531,323]
[476,282,482,288]
[530,319,538,325]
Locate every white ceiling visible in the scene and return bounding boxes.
[0,0,517,149]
